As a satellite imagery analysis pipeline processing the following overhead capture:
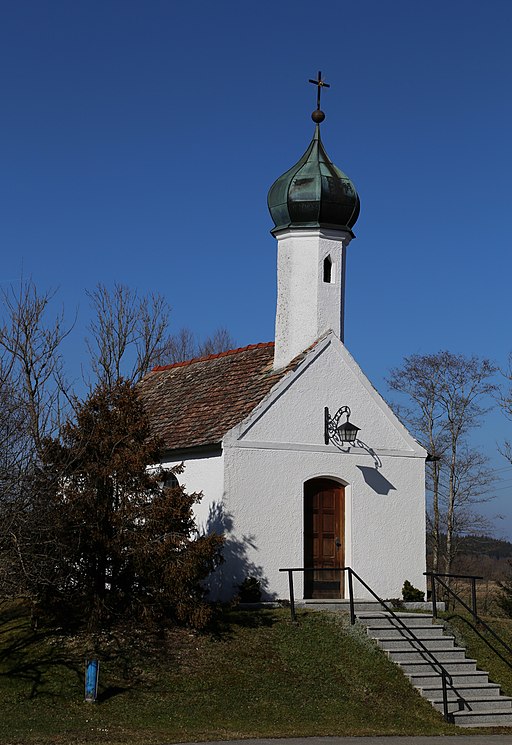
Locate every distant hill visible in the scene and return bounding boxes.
[428,534,512,580]
[457,535,512,561]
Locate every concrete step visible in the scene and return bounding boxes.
[377,636,455,652]
[387,647,467,663]
[399,659,479,675]
[420,682,501,700]
[370,624,442,639]
[430,695,512,714]
[357,609,512,728]
[408,670,490,688]
[452,708,512,727]
[299,600,438,613]
[357,612,434,627]
[299,601,389,613]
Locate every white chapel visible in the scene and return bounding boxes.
[140,86,426,602]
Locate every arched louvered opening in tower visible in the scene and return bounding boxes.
[323,255,333,284]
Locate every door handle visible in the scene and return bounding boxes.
[335,537,342,549]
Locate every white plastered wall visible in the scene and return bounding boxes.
[220,333,426,601]
[274,228,352,369]
[158,449,225,536]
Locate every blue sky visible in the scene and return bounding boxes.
[1,1,512,535]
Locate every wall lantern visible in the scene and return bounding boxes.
[324,405,360,446]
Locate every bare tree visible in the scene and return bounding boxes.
[198,327,236,357]
[0,365,31,595]
[388,353,448,571]
[154,327,197,365]
[0,281,73,607]
[155,326,236,365]
[86,283,171,387]
[0,280,72,455]
[500,353,512,464]
[436,445,495,561]
[388,351,497,575]
[0,363,30,471]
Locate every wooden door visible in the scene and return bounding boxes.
[304,478,345,599]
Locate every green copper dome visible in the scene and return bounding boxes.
[267,124,360,234]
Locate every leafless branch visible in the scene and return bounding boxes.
[388,350,497,575]
[86,283,171,387]
[0,279,72,454]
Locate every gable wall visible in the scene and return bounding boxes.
[235,340,415,452]
[219,336,426,601]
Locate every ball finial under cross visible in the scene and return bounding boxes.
[311,109,325,123]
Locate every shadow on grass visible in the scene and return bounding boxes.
[0,606,136,701]
[0,650,83,699]
[0,623,48,658]
[208,606,282,639]
[97,684,129,702]
[0,603,286,702]
[0,618,29,639]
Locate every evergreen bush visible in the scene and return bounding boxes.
[402,580,425,602]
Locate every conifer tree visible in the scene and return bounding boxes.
[26,380,223,631]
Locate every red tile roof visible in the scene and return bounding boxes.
[139,342,302,451]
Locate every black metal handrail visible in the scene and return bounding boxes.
[280,565,467,722]
[426,572,512,670]
[425,572,482,617]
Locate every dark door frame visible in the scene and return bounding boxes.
[303,477,345,599]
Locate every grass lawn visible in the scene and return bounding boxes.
[0,602,460,745]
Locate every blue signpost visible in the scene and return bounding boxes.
[84,659,99,702]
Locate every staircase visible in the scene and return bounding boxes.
[358,611,512,727]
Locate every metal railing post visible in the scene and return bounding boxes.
[288,570,296,623]
[471,577,477,618]
[348,569,355,625]
[431,574,438,619]
[441,669,451,722]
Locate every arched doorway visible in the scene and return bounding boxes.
[304,478,345,599]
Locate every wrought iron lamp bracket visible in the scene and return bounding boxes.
[324,405,357,446]
[324,406,381,467]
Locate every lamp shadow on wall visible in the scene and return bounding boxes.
[203,501,276,601]
[357,465,396,496]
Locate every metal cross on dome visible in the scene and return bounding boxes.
[309,71,330,111]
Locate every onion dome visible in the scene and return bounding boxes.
[268,122,360,235]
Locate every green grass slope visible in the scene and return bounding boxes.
[443,612,512,698]
[0,604,455,745]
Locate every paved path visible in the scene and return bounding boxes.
[172,738,512,745]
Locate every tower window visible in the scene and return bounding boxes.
[323,255,333,283]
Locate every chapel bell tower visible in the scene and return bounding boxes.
[267,73,360,370]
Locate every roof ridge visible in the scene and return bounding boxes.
[151,341,275,372]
